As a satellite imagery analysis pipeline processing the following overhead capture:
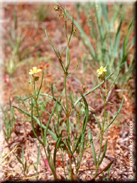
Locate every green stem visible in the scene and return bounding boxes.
[35,98,44,141]
[43,146,57,180]
[64,73,70,141]
[33,75,35,92]
[33,79,44,141]
[95,79,108,176]
[95,132,103,176]
[64,72,72,180]
[64,74,68,113]
[69,158,73,180]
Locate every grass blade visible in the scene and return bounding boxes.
[88,129,97,166]
[37,145,41,167]
[44,98,58,144]
[65,11,96,59]
[22,148,24,164]
[53,136,61,167]
[105,97,124,131]
[101,3,109,23]
[13,106,57,141]
[99,139,107,166]
[73,73,113,108]
[113,17,123,59]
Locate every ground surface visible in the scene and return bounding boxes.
[0,2,135,181]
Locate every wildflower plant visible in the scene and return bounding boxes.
[2,99,16,142]
[12,4,124,180]
[4,3,27,76]
[65,2,135,88]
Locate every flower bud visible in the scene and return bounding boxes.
[73,29,76,34]
[54,6,60,11]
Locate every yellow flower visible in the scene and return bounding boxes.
[29,67,42,75]
[97,66,107,80]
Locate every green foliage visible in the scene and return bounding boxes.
[66,2,134,87]
[3,3,127,181]
[4,4,27,75]
[33,144,41,180]
[15,148,31,176]
[1,100,16,142]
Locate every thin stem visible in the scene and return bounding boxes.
[64,73,70,141]
[69,158,73,180]
[103,80,107,129]
[95,78,107,176]
[95,132,103,176]
[64,72,73,180]
[43,146,57,180]
[35,98,44,141]
[33,79,44,141]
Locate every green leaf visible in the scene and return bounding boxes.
[110,3,122,28]
[69,90,74,104]
[60,47,65,57]
[88,129,97,166]
[73,133,81,154]
[49,59,62,71]
[40,93,65,113]
[80,103,101,132]
[22,148,24,164]
[68,64,79,75]
[49,153,57,180]
[13,3,17,30]
[101,3,109,23]
[13,106,57,141]
[99,139,107,166]
[30,98,43,144]
[93,113,101,130]
[16,156,23,165]
[53,136,61,167]
[45,30,58,57]
[65,11,96,59]
[107,163,113,180]
[37,145,41,167]
[73,73,113,108]
[33,164,37,172]
[113,16,123,58]
[65,139,74,159]
[45,30,66,73]
[105,97,124,131]
[77,90,89,132]
[44,98,58,145]
[24,161,27,172]
[73,91,89,154]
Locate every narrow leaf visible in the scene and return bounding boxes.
[53,136,61,167]
[16,156,23,165]
[99,139,107,166]
[22,148,24,164]
[101,3,109,23]
[37,145,41,167]
[88,129,97,166]
[73,73,113,108]
[105,97,124,131]
[13,106,58,141]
